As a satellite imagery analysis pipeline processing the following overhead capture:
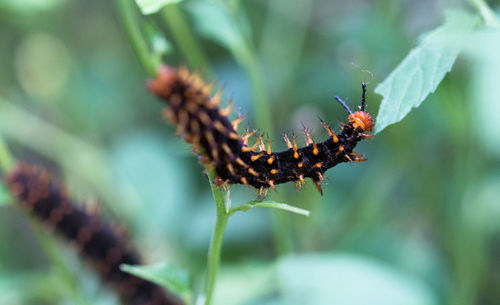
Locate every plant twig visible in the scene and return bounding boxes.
[117,0,159,77]
[162,4,211,72]
[203,170,229,305]
[470,0,500,28]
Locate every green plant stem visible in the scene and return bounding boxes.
[470,0,500,28]
[204,170,229,305]
[117,0,159,77]
[162,4,211,72]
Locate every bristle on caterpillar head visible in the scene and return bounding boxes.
[149,65,373,196]
[5,163,183,305]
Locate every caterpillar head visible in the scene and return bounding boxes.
[349,111,373,131]
[335,82,374,131]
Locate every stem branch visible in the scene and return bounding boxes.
[117,0,159,77]
[470,0,500,28]
[162,4,210,72]
[203,170,229,305]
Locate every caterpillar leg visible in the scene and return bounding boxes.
[350,152,366,162]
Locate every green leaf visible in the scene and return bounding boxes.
[230,200,310,217]
[277,253,437,305]
[0,182,12,207]
[135,0,183,15]
[185,0,252,64]
[374,9,478,134]
[120,261,192,303]
[0,0,63,14]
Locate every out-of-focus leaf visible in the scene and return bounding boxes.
[0,183,12,207]
[111,131,193,237]
[277,253,436,305]
[230,200,310,216]
[185,0,252,63]
[459,30,500,155]
[135,0,183,15]
[121,261,192,303]
[374,9,478,133]
[0,0,63,13]
[145,21,172,55]
[213,262,275,305]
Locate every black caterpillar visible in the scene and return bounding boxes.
[148,65,373,196]
[5,163,183,305]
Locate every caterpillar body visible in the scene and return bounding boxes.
[5,164,183,305]
[148,65,373,196]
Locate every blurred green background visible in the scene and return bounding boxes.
[1,0,500,304]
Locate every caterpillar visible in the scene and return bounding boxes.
[148,65,373,196]
[5,163,183,305]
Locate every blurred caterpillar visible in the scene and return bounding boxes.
[148,65,373,196]
[5,163,183,305]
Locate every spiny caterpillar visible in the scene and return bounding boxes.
[5,164,183,305]
[148,65,373,196]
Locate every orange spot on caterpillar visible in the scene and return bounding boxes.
[320,120,339,143]
[251,154,263,162]
[258,187,264,197]
[229,132,240,140]
[268,180,276,190]
[232,115,245,131]
[210,89,223,108]
[211,148,219,161]
[267,156,274,165]
[304,128,314,145]
[198,111,212,126]
[242,128,257,145]
[185,100,199,113]
[314,180,323,195]
[240,176,248,185]
[271,169,278,174]
[176,110,189,135]
[222,143,233,157]
[220,99,233,117]
[248,168,259,177]
[161,108,175,123]
[257,136,266,152]
[350,152,366,162]
[298,162,303,168]
[236,157,248,167]
[283,133,293,148]
[266,136,272,154]
[214,120,227,133]
[314,162,322,168]
[313,144,319,155]
[227,163,236,175]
